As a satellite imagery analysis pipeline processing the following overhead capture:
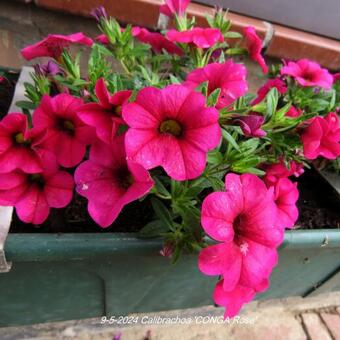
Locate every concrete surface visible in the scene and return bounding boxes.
[1,292,340,339]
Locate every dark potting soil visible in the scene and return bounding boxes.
[8,168,340,233]
[0,69,19,119]
[296,169,340,229]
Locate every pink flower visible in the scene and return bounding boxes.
[32,94,94,168]
[271,178,299,229]
[333,73,340,83]
[214,279,269,318]
[0,113,47,174]
[301,112,340,160]
[286,105,302,118]
[0,157,73,224]
[243,26,268,74]
[232,114,266,137]
[123,85,221,180]
[77,78,131,145]
[96,28,183,55]
[96,34,109,44]
[281,59,333,90]
[263,160,304,186]
[185,60,248,109]
[133,27,183,55]
[160,0,190,17]
[21,33,93,61]
[252,78,287,105]
[166,28,224,49]
[252,79,302,118]
[75,135,154,227]
[199,173,284,317]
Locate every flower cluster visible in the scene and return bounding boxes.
[1,0,339,318]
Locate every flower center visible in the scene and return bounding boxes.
[58,119,75,135]
[114,105,122,115]
[159,119,182,137]
[302,71,315,81]
[28,174,45,189]
[115,167,134,190]
[234,214,245,237]
[13,133,31,146]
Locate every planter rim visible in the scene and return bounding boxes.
[4,229,340,262]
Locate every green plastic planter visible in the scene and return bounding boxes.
[1,229,340,327]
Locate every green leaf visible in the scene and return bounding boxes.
[207,88,221,107]
[222,129,240,152]
[169,74,181,84]
[184,185,206,198]
[225,47,247,55]
[139,220,168,238]
[207,149,223,165]
[239,138,260,156]
[196,81,208,97]
[15,100,36,110]
[207,176,225,191]
[266,88,279,118]
[274,102,292,121]
[224,31,243,39]
[151,197,173,229]
[153,176,170,197]
[218,51,226,63]
[327,89,336,111]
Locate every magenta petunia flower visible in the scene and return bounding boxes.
[185,60,248,109]
[243,26,268,74]
[252,78,287,105]
[32,94,94,168]
[75,135,154,228]
[213,278,269,318]
[232,114,266,137]
[263,160,304,186]
[271,178,299,229]
[166,27,224,49]
[132,27,183,55]
[301,112,340,160]
[0,113,47,174]
[333,73,340,83]
[21,33,93,61]
[96,28,183,55]
[123,84,221,180]
[281,59,333,89]
[160,0,190,17]
[0,156,74,225]
[286,105,302,118]
[95,34,110,44]
[198,173,284,316]
[77,78,131,145]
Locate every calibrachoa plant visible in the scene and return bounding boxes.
[1,0,340,317]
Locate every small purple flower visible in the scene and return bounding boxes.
[113,332,122,340]
[233,114,266,137]
[34,61,61,77]
[91,6,107,21]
